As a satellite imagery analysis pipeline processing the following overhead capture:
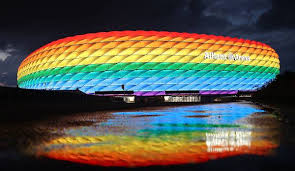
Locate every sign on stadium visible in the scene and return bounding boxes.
[204,52,250,61]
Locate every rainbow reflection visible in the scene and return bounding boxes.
[37,103,279,167]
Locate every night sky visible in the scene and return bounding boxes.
[0,0,294,86]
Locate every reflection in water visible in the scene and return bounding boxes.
[36,102,278,167]
[206,130,252,152]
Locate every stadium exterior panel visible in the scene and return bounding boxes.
[17,31,280,96]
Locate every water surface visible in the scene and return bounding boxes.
[34,102,279,167]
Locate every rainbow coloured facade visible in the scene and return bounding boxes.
[17,31,280,96]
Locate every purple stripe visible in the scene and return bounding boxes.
[93,90,239,96]
[133,91,166,96]
[199,90,238,95]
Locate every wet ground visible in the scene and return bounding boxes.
[1,101,295,170]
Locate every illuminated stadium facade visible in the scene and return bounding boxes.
[17,31,280,97]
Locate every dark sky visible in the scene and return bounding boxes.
[0,0,294,86]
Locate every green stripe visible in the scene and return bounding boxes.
[18,62,279,85]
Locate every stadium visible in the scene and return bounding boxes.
[17,31,280,102]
